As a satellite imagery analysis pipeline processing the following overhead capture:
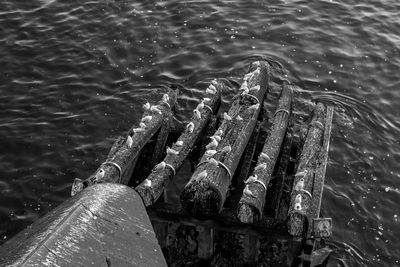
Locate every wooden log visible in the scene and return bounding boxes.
[308,106,334,237]
[237,82,292,223]
[287,103,325,236]
[226,121,261,209]
[71,89,177,196]
[180,61,271,217]
[135,81,223,206]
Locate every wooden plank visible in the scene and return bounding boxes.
[237,82,292,223]
[287,103,325,236]
[180,61,271,217]
[135,81,223,206]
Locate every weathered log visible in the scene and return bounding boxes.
[71,89,177,196]
[135,81,223,206]
[287,103,325,236]
[226,121,261,208]
[180,61,271,217]
[308,105,334,237]
[237,82,292,223]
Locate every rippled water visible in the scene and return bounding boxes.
[0,0,399,266]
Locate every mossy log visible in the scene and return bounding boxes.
[135,81,223,206]
[237,82,292,223]
[287,103,325,236]
[180,61,271,217]
[71,89,177,196]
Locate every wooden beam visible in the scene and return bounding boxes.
[237,82,292,223]
[135,81,223,206]
[71,89,177,196]
[287,103,325,236]
[180,61,271,217]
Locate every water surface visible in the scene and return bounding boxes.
[0,0,399,266]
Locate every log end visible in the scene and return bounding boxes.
[236,203,260,224]
[180,180,222,218]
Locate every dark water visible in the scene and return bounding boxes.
[0,0,399,266]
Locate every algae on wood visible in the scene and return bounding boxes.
[135,81,223,206]
[237,82,292,223]
[180,61,271,217]
[287,103,325,236]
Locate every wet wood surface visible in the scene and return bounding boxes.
[237,82,292,223]
[135,81,223,206]
[180,61,271,217]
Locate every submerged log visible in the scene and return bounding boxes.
[237,82,292,223]
[287,103,325,236]
[135,80,223,206]
[180,61,271,217]
[71,89,177,196]
[308,106,334,237]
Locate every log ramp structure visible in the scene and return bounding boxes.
[0,60,335,267]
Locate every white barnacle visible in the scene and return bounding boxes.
[260,152,271,161]
[249,85,260,92]
[206,84,217,94]
[294,203,302,211]
[186,122,195,133]
[255,162,267,171]
[155,161,166,171]
[206,137,218,149]
[205,150,217,157]
[248,103,260,111]
[245,174,258,184]
[241,87,250,95]
[143,102,151,110]
[162,94,169,103]
[211,135,221,142]
[144,179,152,187]
[166,147,179,156]
[208,158,219,167]
[95,168,105,180]
[176,140,184,147]
[197,170,208,179]
[203,97,211,102]
[295,170,307,178]
[197,101,205,110]
[215,129,223,136]
[133,127,145,134]
[126,135,133,148]
[211,79,218,85]
[139,122,146,129]
[151,105,162,114]
[294,178,305,191]
[223,112,232,121]
[141,115,152,123]
[193,109,202,119]
[236,115,243,121]
[295,194,302,204]
[243,185,254,197]
[253,61,260,66]
[221,145,231,153]
[240,80,248,89]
